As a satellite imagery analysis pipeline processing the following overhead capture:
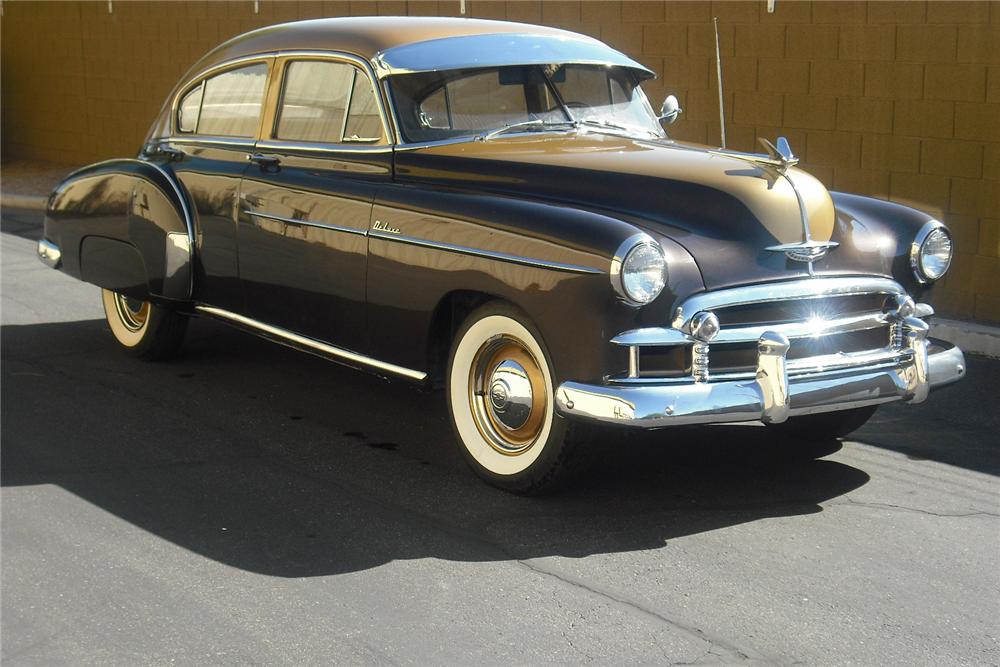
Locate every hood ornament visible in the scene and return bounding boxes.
[758,137,798,175]
[758,137,837,273]
[707,136,838,274]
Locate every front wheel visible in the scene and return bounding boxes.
[446,303,577,494]
[101,289,187,361]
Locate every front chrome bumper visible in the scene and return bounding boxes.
[556,334,966,429]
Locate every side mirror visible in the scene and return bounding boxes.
[659,95,682,125]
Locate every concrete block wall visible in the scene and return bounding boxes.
[1,1,997,322]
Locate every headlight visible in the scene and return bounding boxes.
[612,236,667,305]
[910,221,953,283]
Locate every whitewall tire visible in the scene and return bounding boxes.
[101,289,187,360]
[446,303,576,493]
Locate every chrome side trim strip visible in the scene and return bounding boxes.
[672,277,903,329]
[245,209,368,237]
[194,305,427,382]
[37,239,62,269]
[369,230,602,275]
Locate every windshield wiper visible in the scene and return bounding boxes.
[576,118,660,139]
[478,119,577,142]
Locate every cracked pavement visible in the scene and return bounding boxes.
[2,209,999,665]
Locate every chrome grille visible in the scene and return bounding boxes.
[611,277,913,384]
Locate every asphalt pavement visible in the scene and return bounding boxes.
[2,208,998,665]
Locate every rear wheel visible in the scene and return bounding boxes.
[767,405,877,441]
[101,288,187,361]
[446,303,577,494]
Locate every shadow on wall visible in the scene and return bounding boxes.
[0,316,880,578]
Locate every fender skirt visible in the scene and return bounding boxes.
[43,158,195,302]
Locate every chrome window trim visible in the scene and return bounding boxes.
[245,209,368,237]
[671,277,905,329]
[167,51,396,146]
[169,55,275,139]
[270,50,395,146]
[194,305,427,381]
[369,230,602,275]
[909,219,951,284]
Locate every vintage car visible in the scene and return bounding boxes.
[38,17,966,493]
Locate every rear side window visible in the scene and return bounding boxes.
[276,60,383,144]
[180,63,268,137]
[177,83,203,133]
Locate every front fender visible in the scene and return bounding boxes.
[44,159,195,301]
[830,191,941,298]
[367,183,704,384]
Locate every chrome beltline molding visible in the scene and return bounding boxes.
[194,305,427,381]
[369,230,603,275]
[671,276,903,329]
[245,209,368,236]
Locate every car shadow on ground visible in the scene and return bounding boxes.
[9,315,987,579]
[0,320,868,577]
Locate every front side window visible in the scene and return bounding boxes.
[276,60,383,144]
[193,63,269,137]
[389,64,663,144]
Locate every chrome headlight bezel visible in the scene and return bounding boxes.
[611,234,667,306]
[910,220,953,283]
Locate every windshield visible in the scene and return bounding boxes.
[388,64,665,143]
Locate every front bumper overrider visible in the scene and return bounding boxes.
[556,319,966,429]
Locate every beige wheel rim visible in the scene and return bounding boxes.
[112,292,150,332]
[102,288,151,348]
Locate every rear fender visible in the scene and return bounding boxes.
[44,159,195,302]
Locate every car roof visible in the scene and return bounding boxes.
[191,16,589,72]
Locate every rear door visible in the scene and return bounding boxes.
[162,58,273,311]
[236,54,392,352]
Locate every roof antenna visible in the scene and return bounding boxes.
[713,17,726,149]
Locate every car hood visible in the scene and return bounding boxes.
[395,134,901,289]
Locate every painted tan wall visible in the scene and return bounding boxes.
[1,1,997,322]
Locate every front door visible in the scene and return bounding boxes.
[236,56,392,353]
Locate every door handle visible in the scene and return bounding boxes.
[247,153,281,168]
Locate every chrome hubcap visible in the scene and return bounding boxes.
[487,359,533,431]
[469,336,547,455]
